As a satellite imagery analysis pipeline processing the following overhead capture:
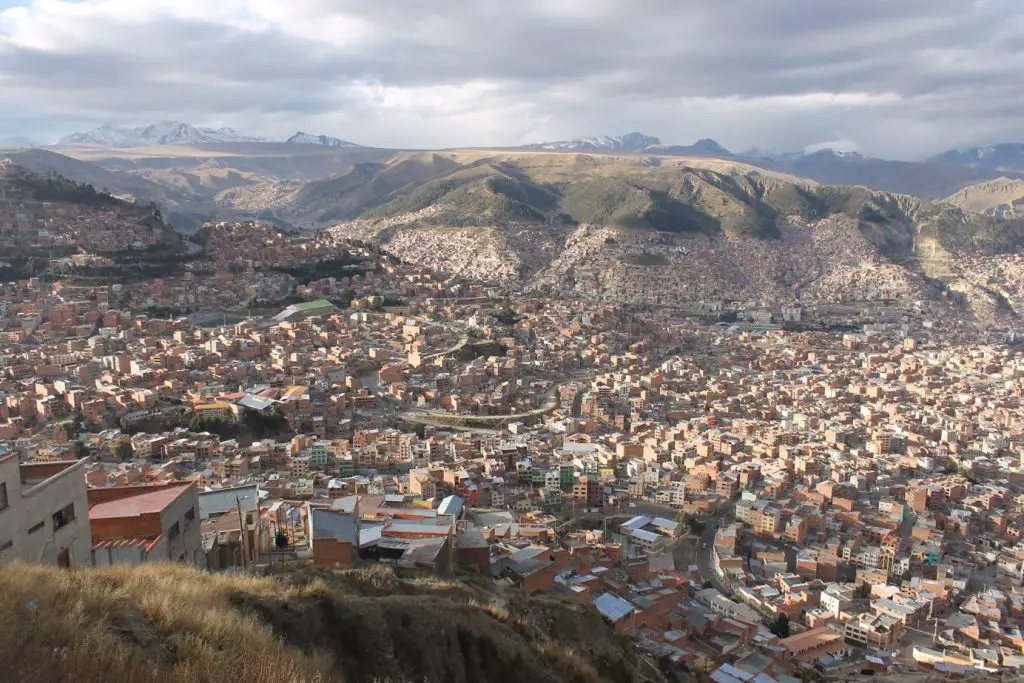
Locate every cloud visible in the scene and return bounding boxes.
[0,0,1022,157]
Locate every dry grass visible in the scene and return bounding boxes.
[538,644,605,683]
[0,562,663,683]
[0,561,337,683]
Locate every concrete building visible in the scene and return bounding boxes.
[89,482,203,567]
[0,455,92,567]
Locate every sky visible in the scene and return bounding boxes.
[0,0,1021,158]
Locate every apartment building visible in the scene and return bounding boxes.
[0,454,92,567]
[89,482,203,567]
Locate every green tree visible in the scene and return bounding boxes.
[770,613,790,639]
[111,439,133,461]
[71,440,89,459]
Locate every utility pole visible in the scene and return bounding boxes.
[236,495,249,570]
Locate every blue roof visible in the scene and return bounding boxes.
[594,593,635,623]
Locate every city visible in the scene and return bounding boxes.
[4,1,1024,678]
[3,176,1024,680]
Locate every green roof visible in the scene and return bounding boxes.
[290,299,335,312]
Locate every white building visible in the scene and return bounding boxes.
[0,454,92,567]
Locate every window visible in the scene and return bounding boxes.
[52,503,75,531]
[168,521,180,540]
[0,482,7,511]
[184,507,196,526]
[28,521,45,534]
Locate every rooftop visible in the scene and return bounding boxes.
[89,484,191,519]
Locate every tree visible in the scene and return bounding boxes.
[60,415,83,442]
[111,439,133,462]
[770,613,790,639]
[71,440,89,460]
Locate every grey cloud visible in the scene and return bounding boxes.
[0,0,1021,156]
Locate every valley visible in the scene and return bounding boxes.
[5,132,1024,325]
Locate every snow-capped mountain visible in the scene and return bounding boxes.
[929,143,1024,172]
[58,121,267,147]
[523,132,661,152]
[285,131,361,148]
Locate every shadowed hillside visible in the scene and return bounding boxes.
[0,562,674,683]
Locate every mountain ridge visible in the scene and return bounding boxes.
[522,132,661,152]
[286,131,362,148]
[929,143,1024,173]
[59,121,268,147]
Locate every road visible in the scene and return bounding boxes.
[396,370,602,429]
[697,516,728,592]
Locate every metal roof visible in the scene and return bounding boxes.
[594,593,634,623]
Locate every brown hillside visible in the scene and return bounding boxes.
[0,562,670,683]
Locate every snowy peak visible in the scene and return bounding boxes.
[929,143,1024,172]
[57,121,267,147]
[524,132,661,152]
[285,131,361,148]
[801,148,864,160]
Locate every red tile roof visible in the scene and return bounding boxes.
[92,535,163,552]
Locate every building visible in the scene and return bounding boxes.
[309,507,358,568]
[780,627,852,663]
[0,454,92,567]
[273,299,338,323]
[844,612,901,649]
[573,475,603,509]
[89,483,203,567]
[820,584,857,618]
[198,485,267,569]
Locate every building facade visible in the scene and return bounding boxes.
[0,455,92,567]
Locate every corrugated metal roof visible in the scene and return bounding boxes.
[437,494,464,518]
[594,593,634,623]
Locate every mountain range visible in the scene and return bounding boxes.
[522,132,662,152]
[59,121,267,147]
[928,143,1024,173]
[285,131,361,147]
[57,121,361,149]
[8,137,1024,322]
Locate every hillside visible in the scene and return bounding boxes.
[0,562,668,683]
[17,144,1024,322]
[315,152,1024,322]
[1,148,213,233]
[286,153,825,238]
[0,162,191,282]
[945,177,1024,217]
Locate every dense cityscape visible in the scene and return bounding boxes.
[4,150,1024,681]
